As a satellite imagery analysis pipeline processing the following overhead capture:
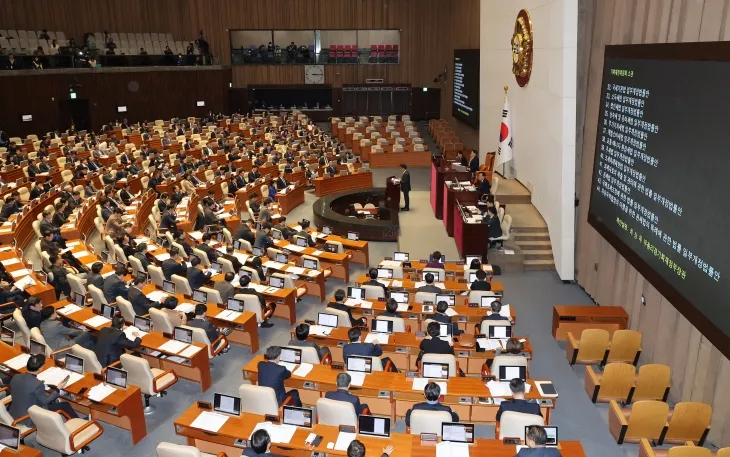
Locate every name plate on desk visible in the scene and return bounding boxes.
[539,399,554,407]
[339,425,355,433]
[457,351,470,357]
[378,390,389,398]
[457,316,468,322]
[409,314,419,320]
[458,279,468,283]
[362,310,373,316]
[303,381,318,390]
[395,347,406,353]
[459,397,473,405]
[331,363,344,370]
[469,303,479,308]
[234,439,248,448]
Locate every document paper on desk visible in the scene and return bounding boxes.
[13,275,36,291]
[412,378,447,394]
[57,304,83,316]
[88,383,116,402]
[146,290,168,302]
[0,258,20,266]
[9,269,30,279]
[307,325,332,336]
[72,251,90,258]
[124,326,147,340]
[190,411,229,433]
[476,338,501,351]
[487,380,531,396]
[293,363,313,377]
[436,441,470,457]
[250,422,297,444]
[84,315,111,328]
[334,432,357,451]
[364,333,389,344]
[347,371,366,387]
[37,367,84,387]
[157,340,189,354]
[215,310,242,321]
[4,354,30,371]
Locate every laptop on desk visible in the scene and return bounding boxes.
[213,392,241,416]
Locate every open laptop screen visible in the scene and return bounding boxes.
[213,393,241,416]
[442,423,475,443]
[358,415,390,437]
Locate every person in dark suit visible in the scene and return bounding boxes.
[516,426,562,456]
[418,321,455,361]
[362,268,387,294]
[244,429,279,457]
[325,161,338,176]
[103,265,129,303]
[132,244,150,271]
[475,172,491,196]
[159,202,179,235]
[379,298,401,318]
[221,245,243,271]
[119,183,134,206]
[40,306,94,350]
[496,378,542,421]
[100,198,114,222]
[161,246,186,280]
[257,346,302,406]
[21,297,44,330]
[289,323,330,361]
[48,254,71,299]
[426,300,463,336]
[26,160,42,178]
[470,269,492,291]
[455,151,468,167]
[186,255,211,290]
[405,381,459,426]
[399,163,411,211]
[186,304,222,344]
[325,372,368,415]
[198,233,219,263]
[29,181,46,199]
[94,315,142,366]
[417,273,442,293]
[468,151,479,173]
[274,171,288,190]
[328,289,364,327]
[254,223,275,250]
[235,220,256,246]
[128,275,157,315]
[480,300,514,326]
[202,200,221,228]
[347,440,394,457]
[9,354,78,426]
[176,232,194,257]
[215,272,236,302]
[238,275,274,328]
[486,206,503,246]
[86,262,105,291]
[294,228,315,247]
[342,327,383,362]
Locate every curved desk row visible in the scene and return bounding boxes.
[313,171,374,197]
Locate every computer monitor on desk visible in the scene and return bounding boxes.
[348,287,365,300]
[422,362,449,380]
[371,319,394,334]
[489,325,512,339]
[377,268,393,279]
[252,247,265,257]
[283,406,313,428]
[0,327,14,347]
[358,415,391,438]
[106,366,128,388]
[393,252,409,262]
[174,327,193,344]
[214,393,241,416]
[227,298,243,312]
[465,255,482,265]
[0,423,20,451]
[280,347,301,364]
[303,258,317,270]
[389,291,409,304]
[135,316,152,333]
[318,313,338,328]
[499,365,527,382]
[64,354,84,375]
[29,339,45,356]
[162,280,176,294]
[346,355,372,373]
[442,423,475,443]
[269,276,285,289]
[435,294,455,307]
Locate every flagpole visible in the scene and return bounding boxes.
[500,85,508,178]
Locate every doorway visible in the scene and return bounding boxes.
[58,99,91,131]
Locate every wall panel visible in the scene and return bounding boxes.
[576,0,730,446]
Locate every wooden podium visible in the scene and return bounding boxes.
[385,176,401,211]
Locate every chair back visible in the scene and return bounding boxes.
[12,308,31,346]
[316,398,357,426]
[361,284,385,300]
[28,406,73,454]
[116,296,136,323]
[29,328,52,356]
[149,308,174,334]
[410,410,453,435]
[467,290,497,304]
[478,320,513,336]
[423,267,444,281]
[237,239,252,252]
[667,447,711,457]
[120,353,155,395]
[632,364,671,402]
[328,240,344,253]
[414,292,436,304]
[625,400,669,441]
[498,412,544,439]
[286,345,320,364]
[183,325,213,358]
[192,248,211,267]
[199,286,222,304]
[70,344,103,374]
[129,255,145,277]
[240,266,261,282]
[323,307,351,328]
[422,353,457,377]
[234,294,264,323]
[239,384,279,416]
[171,274,193,296]
[596,362,636,402]
[148,264,165,288]
[0,401,15,428]
[606,329,642,364]
[218,257,235,273]
[576,329,610,363]
[114,245,128,264]
[491,355,528,378]
[377,315,406,332]
[156,442,203,457]
[664,402,712,444]
[87,284,108,311]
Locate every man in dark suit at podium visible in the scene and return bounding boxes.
[399,163,411,211]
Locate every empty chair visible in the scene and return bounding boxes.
[270,272,307,300]
[414,292,436,304]
[199,286,222,305]
[171,274,192,297]
[233,294,267,324]
[70,344,103,374]
[609,399,669,444]
[630,364,671,403]
[320,307,351,328]
[421,353,458,378]
[116,296,136,323]
[156,442,225,457]
[129,255,145,277]
[566,328,610,366]
[120,354,178,414]
[28,405,103,455]
[639,441,710,457]
[87,284,109,312]
[149,308,174,334]
[184,325,228,359]
[238,384,282,415]
[316,398,357,427]
[148,264,165,288]
[301,255,332,278]
[498,411,544,440]
[584,362,636,403]
[606,329,642,365]
[488,354,529,378]
[217,257,235,274]
[361,284,385,300]
[408,410,453,435]
[467,290,498,304]
[376,315,407,332]
[662,402,712,445]
[192,248,211,267]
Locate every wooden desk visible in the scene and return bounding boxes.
[399,261,494,279]
[318,234,369,267]
[430,159,473,220]
[275,184,305,215]
[0,251,57,305]
[0,446,42,456]
[313,172,374,197]
[551,305,629,341]
[453,204,491,261]
[208,273,299,324]
[353,275,504,295]
[444,185,479,237]
[242,356,555,424]
[275,240,352,284]
[369,151,431,168]
[293,325,531,373]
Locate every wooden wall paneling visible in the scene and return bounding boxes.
[629,0,650,44]
[652,296,679,367]
[689,335,714,403]
[636,282,661,363]
[681,0,706,42]
[679,326,703,401]
[628,270,644,332]
[711,357,730,444]
[669,314,694,403]
[699,0,727,40]
[595,238,617,305]
[721,2,730,39]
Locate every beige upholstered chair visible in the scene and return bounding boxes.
[0,400,35,438]
[116,296,136,323]
[321,308,351,328]
[70,344,103,374]
[29,328,53,356]
[409,410,453,435]
[316,398,358,427]
[498,411,544,439]
[238,384,281,416]
[12,308,31,346]
[183,325,228,359]
[87,284,109,312]
[28,405,103,455]
[67,274,87,297]
[149,308,174,335]
[421,353,458,377]
[361,284,385,300]
[148,265,165,288]
[120,354,178,414]
[156,442,227,457]
[171,274,193,297]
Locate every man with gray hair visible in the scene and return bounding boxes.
[516,425,561,456]
[257,346,302,407]
[324,372,368,415]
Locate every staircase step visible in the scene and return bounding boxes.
[523,259,556,271]
[495,194,532,204]
[512,226,549,233]
[523,250,554,261]
[514,233,551,241]
[515,240,552,250]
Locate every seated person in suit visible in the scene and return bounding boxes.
[347,440,394,457]
[470,268,491,291]
[9,354,78,426]
[39,306,94,351]
[186,304,226,350]
[94,315,142,366]
[342,327,396,371]
[328,288,365,327]
[214,272,236,301]
[405,381,459,426]
[426,300,463,336]
[325,372,369,415]
[128,274,157,316]
[289,323,330,362]
[417,273,441,293]
[176,232,194,257]
[475,171,491,196]
[425,250,445,269]
[496,378,542,421]
[221,245,243,271]
[486,337,525,370]
[102,265,129,303]
[294,227,315,247]
[238,275,275,328]
[516,425,562,457]
[417,321,454,365]
[257,346,302,406]
[235,219,256,246]
[21,297,44,330]
[83,261,105,292]
[186,255,212,290]
[379,298,401,318]
[486,206,503,246]
[254,223,275,250]
[198,233,220,263]
[132,244,151,271]
[480,300,513,324]
[362,268,387,294]
[244,429,279,457]
[161,296,187,327]
[161,246,186,280]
